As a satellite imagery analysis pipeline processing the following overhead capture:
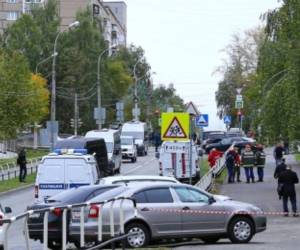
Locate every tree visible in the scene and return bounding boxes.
[0,50,49,139]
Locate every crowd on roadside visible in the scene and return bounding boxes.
[207,141,299,217]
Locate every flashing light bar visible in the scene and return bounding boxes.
[53,149,88,155]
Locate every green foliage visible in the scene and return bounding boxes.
[0,50,49,139]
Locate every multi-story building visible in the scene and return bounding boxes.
[0,0,127,46]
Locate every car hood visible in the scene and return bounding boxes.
[213,194,231,201]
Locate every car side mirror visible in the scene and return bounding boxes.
[155,152,160,159]
[4,207,12,214]
[208,197,215,205]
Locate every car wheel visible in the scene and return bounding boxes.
[0,246,3,250]
[200,236,220,244]
[131,157,135,163]
[125,223,150,248]
[228,217,254,243]
[48,241,62,250]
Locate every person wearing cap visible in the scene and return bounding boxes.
[255,144,266,182]
[241,144,255,183]
[278,165,299,217]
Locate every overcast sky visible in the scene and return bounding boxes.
[112,0,281,130]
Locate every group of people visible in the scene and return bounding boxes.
[208,144,266,184]
[273,143,299,217]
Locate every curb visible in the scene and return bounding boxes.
[0,183,34,197]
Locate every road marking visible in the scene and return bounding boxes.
[122,158,156,175]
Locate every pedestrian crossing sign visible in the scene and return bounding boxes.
[161,113,190,141]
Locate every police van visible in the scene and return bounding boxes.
[158,140,200,184]
[34,150,99,203]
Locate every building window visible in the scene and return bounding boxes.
[7,11,18,20]
[25,0,42,3]
[7,0,17,3]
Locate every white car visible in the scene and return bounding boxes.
[121,136,137,162]
[0,204,12,249]
[99,175,180,185]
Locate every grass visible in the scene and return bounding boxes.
[0,173,36,193]
[200,157,210,176]
[210,167,227,194]
[0,148,47,168]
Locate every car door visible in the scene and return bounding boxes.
[173,187,225,234]
[132,187,181,236]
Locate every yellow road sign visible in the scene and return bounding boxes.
[161,113,190,141]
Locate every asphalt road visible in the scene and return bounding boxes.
[0,148,159,250]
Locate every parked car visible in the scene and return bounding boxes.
[202,131,227,150]
[121,136,137,162]
[0,204,12,250]
[205,137,256,154]
[69,183,266,248]
[99,175,180,185]
[85,129,122,174]
[27,185,120,250]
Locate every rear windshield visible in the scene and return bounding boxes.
[89,186,128,202]
[121,138,133,145]
[46,186,116,204]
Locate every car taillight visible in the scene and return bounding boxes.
[34,185,39,199]
[0,215,3,226]
[53,208,62,217]
[88,205,99,218]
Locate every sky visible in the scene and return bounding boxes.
[111,0,281,130]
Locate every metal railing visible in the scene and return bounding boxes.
[0,197,137,250]
[0,158,41,182]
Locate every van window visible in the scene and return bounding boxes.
[122,132,144,139]
[65,159,90,182]
[121,138,133,145]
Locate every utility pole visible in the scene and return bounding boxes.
[74,93,78,136]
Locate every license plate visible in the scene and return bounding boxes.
[72,211,81,219]
[29,213,40,219]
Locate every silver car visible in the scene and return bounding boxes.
[69,183,266,248]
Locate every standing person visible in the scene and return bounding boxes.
[225,148,236,183]
[208,148,223,168]
[274,158,287,199]
[283,138,289,155]
[241,144,255,183]
[154,131,161,152]
[274,143,284,166]
[17,148,27,182]
[278,165,299,217]
[255,144,266,182]
[233,147,241,182]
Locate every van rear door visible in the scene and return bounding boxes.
[38,158,65,202]
[65,158,91,188]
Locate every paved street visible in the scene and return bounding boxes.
[176,149,300,250]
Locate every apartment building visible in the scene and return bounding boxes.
[0,0,127,46]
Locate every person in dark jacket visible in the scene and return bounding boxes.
[274,158,287,199]
[225,148,236,183]
[233,147,241,182]
[274,143,284,166]
[241,144,255,183]
[278,165,299,217]
[255,144,266,182]
[17,148,27,182]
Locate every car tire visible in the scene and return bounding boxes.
[125,222,150,248]
[48,241,62,250]
[228,217,254,243]
[131,157,135,163]
[0,246,3,250]
[200,236,220,244]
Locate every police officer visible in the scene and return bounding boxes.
[255,144,266,182]
[241,144,255,183]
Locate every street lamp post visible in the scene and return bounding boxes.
[50,20,80,151]
[96,44,117,130]
[35,52,58,74]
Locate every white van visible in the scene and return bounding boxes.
[121,136,137,162]
[85,129,122,173]
[158,141,200,184]
[34,151,100,203]
[121,121,149,156]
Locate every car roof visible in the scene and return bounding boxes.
[101,175,180,183]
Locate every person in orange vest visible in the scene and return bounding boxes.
[208,148,223,168]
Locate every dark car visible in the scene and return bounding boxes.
[205,137,255,154]
[27,185,119,250]
[202,131,227,150]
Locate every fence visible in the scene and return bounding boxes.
[0,197,137,250]
[0,158,41,182]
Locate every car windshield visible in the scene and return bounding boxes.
[105,142,114,153]
[122,132,144,140]
[121,138,133,145]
